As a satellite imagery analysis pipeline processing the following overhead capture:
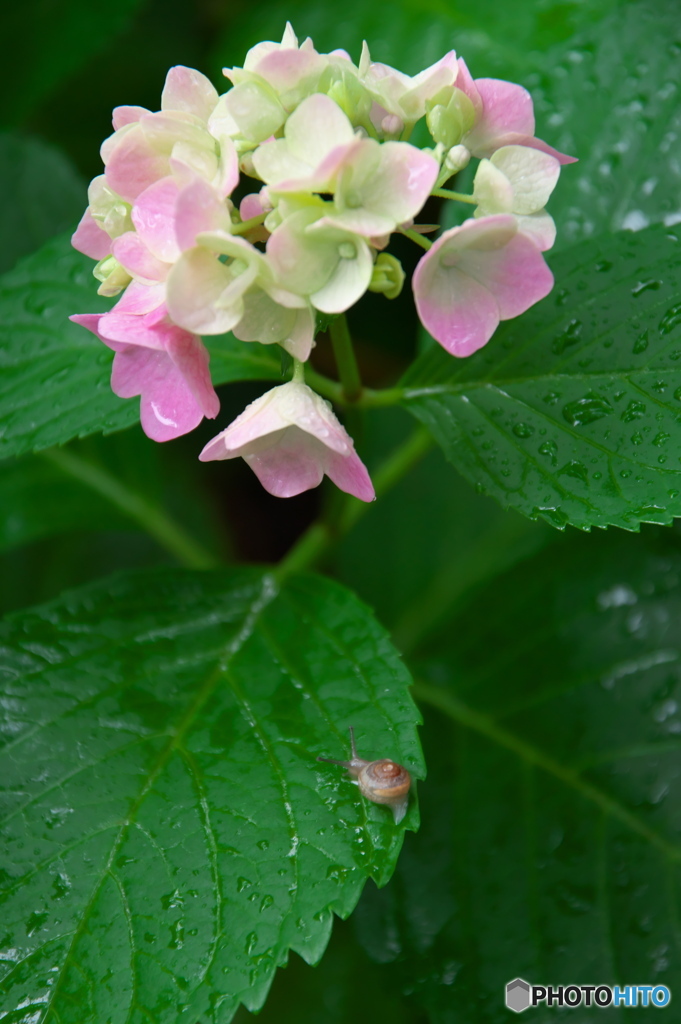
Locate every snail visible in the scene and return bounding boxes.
[317,726,411,824]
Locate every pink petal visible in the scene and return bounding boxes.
[254,48,324,98]
[455,58,482,115]
[413,251,501,357]
[131,177,182,262]
[489,132,578,165]
[111,347,203,441]
[245,430,327,498]
[96,311,168,350]
[111,328,218,441]
[161,66,219,121]
[104,126,169,202]
[112,281,166,315]
[465,78,535,156]
[112,232,169,283]
[324,447,375,502]
[112,105,149,130]
[175,178,231,251]
[72,209,111,260]
[240,192,266,221]
[460,232,554,319]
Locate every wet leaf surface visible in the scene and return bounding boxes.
[403,224,681,530]
[0,236,281,460]
[0,567,423,1022]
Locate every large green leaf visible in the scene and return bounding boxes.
[531,0,681,248]
[0,567,424,1022]
[402,223,681,530]
[0,134,86,275]
[0,235,281,460]
[353,526,681,1022]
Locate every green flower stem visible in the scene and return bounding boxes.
[304,367,404,409]
[41,447,221,570]
[276,426,433,580]
[401,228,432,250]
[411,682,681,859]
[231,212,267,235]
[431,187,477,204]
[328,314,363,402]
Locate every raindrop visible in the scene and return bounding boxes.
[256,840,269,851]
[245,932,258,955]
[558,460,589,483]
[260,895,274,912]
[552,319,583,354]
[631,279,662,297]
[633,330,649,353]
[539,440,558,465]
[659,304,681,335]
[621,400,646,422]
[237,877,252,893]
[562,392,614,426]
[512,422,534,438]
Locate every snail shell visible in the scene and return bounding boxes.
[317,728,411,824]
[357,759,411,824]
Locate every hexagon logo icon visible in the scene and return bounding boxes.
[506,978,531,1013]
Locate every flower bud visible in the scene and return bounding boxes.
[369,252,405,300]
[426,86,476,149]
[444,144,471,174]
[93,255,132,297]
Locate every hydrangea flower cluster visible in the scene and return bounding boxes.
[71,24,574,501]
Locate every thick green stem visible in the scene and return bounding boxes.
[328,314,363,402]
[304,367,403,409]
[41,447,221,570]
[276,426,433,580]
[431,187,477,205]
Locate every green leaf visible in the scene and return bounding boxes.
[0,0,144,125]
[353,526,681,1021]
[0,567,423,1022]
[532,0,681,247]
[0,133,86,274]
[402,223,681,530]
[0,235,281,460]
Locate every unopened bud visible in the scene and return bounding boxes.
[445,145,471,174]
[426,86,476,148]
[381,113,404,138]
[93,256,132,297]
[369,252,405,300]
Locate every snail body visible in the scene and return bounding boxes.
[317,727,411,824]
